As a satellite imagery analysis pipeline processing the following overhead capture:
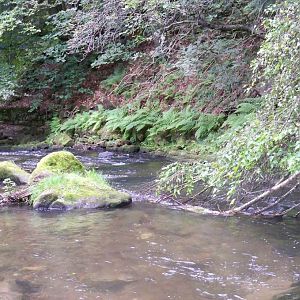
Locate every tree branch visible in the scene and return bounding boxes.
[254,183,299,215]
[227,172,300,214]
[165,18,265,39]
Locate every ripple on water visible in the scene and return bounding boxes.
[0,149,299,299]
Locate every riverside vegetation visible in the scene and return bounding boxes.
[0,0,299,216]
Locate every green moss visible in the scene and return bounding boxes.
[30,171,132,210]
[47,133,74,147]
[30,151,85,182]
[0,161,30,185]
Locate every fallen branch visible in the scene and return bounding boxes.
[0,188,31,206]
[254,183,299,215]
[165,18,265,39]
[206,23,264,39]
[226,172,300,215]
[278,202,300,217]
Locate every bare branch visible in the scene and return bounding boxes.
[227,172,300,214]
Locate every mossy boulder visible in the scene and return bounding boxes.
[30,172,132,210]
[119,145,140,153]
[97,127,121,141]
[51,133,74,147]
[0,161,30,185]
[30,151,85,182]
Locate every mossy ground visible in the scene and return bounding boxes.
[30,171,131,209]
[30,171,109,202]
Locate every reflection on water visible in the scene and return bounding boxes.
[0,149,299,299]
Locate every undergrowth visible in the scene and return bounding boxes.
[49,99,260,153]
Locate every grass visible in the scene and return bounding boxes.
[30,170,110,205]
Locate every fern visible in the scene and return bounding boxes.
[146,107,198,142]
[195,114,225,140]
[60,111,90,133]
[50,116,62,134]
[82,106,107,132]
[147,109,178,141]
[223,99,261,129]
[105,107,128,132]
[174,107,199,133]
[121,107,160,142]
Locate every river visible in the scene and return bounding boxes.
[0,149,299,299]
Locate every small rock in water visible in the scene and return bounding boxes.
[13,279,41,294]
[140,232,154,240]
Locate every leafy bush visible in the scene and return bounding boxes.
[222,99,261,129]
[0,65,19,101]
[159,1,300,201]
[91,43,135,67]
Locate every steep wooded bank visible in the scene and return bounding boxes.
[0,0,299,216]
[1,0,266,150]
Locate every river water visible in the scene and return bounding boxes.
[0,149,299,300]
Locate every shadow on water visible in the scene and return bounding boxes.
[0,149,299,299]
[273,281,300,300]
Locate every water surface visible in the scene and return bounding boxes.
[0,149,299,299]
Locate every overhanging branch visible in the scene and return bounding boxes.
[165,18,265,39]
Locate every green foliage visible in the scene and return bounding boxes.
[158,162,200,196]
[0,0,53,101]
[195,114,225,140]
[55,104,228,146]
[104,107,128,132]
[244,0,275,15]
[159,1,300,202]
[91,43,135,67]
[0,0,90,105]
[0,64,18,100]
[59,111,91,134]
[82,106,107,132]
[146,108,196,143]
[109,107,160,142]
[0,0,270,107]
[50,107,110,136]
[222,99,261,129]
[101,65,126,89]
[176,37,252,109]
[50,116,62,134]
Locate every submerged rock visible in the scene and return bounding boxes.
[0,161,30,185]
[30,150,85,182]
[31,172,132,210]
